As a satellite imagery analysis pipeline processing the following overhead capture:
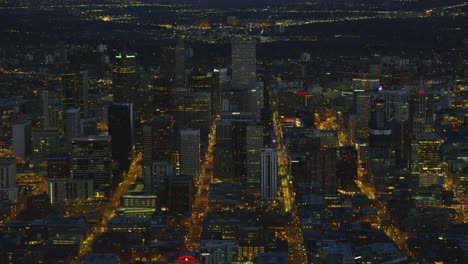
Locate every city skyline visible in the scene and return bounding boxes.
[0,0,466,263]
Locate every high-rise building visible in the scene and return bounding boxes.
[213,119,262,185]
[211,68,228,117]
[173,40,189,96]
[108,103,134,171]
[352,78,380,91]
[47,153,70,179]
[70,136,112,194]
[244,81,264,119]
[368,98,394,194]
[232,122,249,184]
[41,90,60,129]
[337,146,358,192]
[119,193,158,217]
[245,124,263,185]
[306,148,337,194]
[112,53,139,103]
[278,91,305,118]
[167,175,193,215]
[143,115,175,167]
[353,90,371,141]
[153,76,171,115]
[61,71,89,118]
[261,84,272,148]
[378,89,408,123]
[80,118,97,137]
[143,115,176,192]
[47,178,94,204]
[146,161,175,196]
[213,142,234,180]
[12,118,32,160]
[412,133,443,187]
[313,129,339,148]
[261,148,278,199]
[175,93,211,143]
[200,240,238,264]
[65,107,80,150]
[190,70,212,94]
[231,39,256,91]
[179,129,200,181]
[233,121,263,184]
[410,88,434,137]
[31,129,60,164]
[159,46,176,77]
[0,158,17,204]
[231,38,258,114]
[222,89,243,112]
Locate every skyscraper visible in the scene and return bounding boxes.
[213,119,234,182]
[112,53,139,103]
[143,115,175,166]
[378,89,409,123]
[337,146,358,192]
[146,161,175,196]
[71,136,113,194]
[0,158,17,204]
[12,118,32,160]
[175,93,211,143]
[412,133,443,187]
[167,175,193,215]
[173,40,189,97]
[190,70,211,94]
[221,89,243,112]
[153,75,171,115]
[368,98,393,194]
[179,129,200,181]
[200,240,238,264]
[143,115,176,191]
[61,71,89,118]
[47,153,70,179]
[246,81,264,119]
[353,90,371,141]
[246,123,263,185]
[213,119,262,185]
[80,117,97,137]
[31,129,60,164]
[108,103,134,171]
[41,90,60,129]
[231,39,256,91]
[213,142,234,182]
[261,148,278,199]
[65,107,80,150]
[47,178,94,204]
[211,68,228,117]
[231,38,258,114]
[410,87,434,137]
[306,148,337,194]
